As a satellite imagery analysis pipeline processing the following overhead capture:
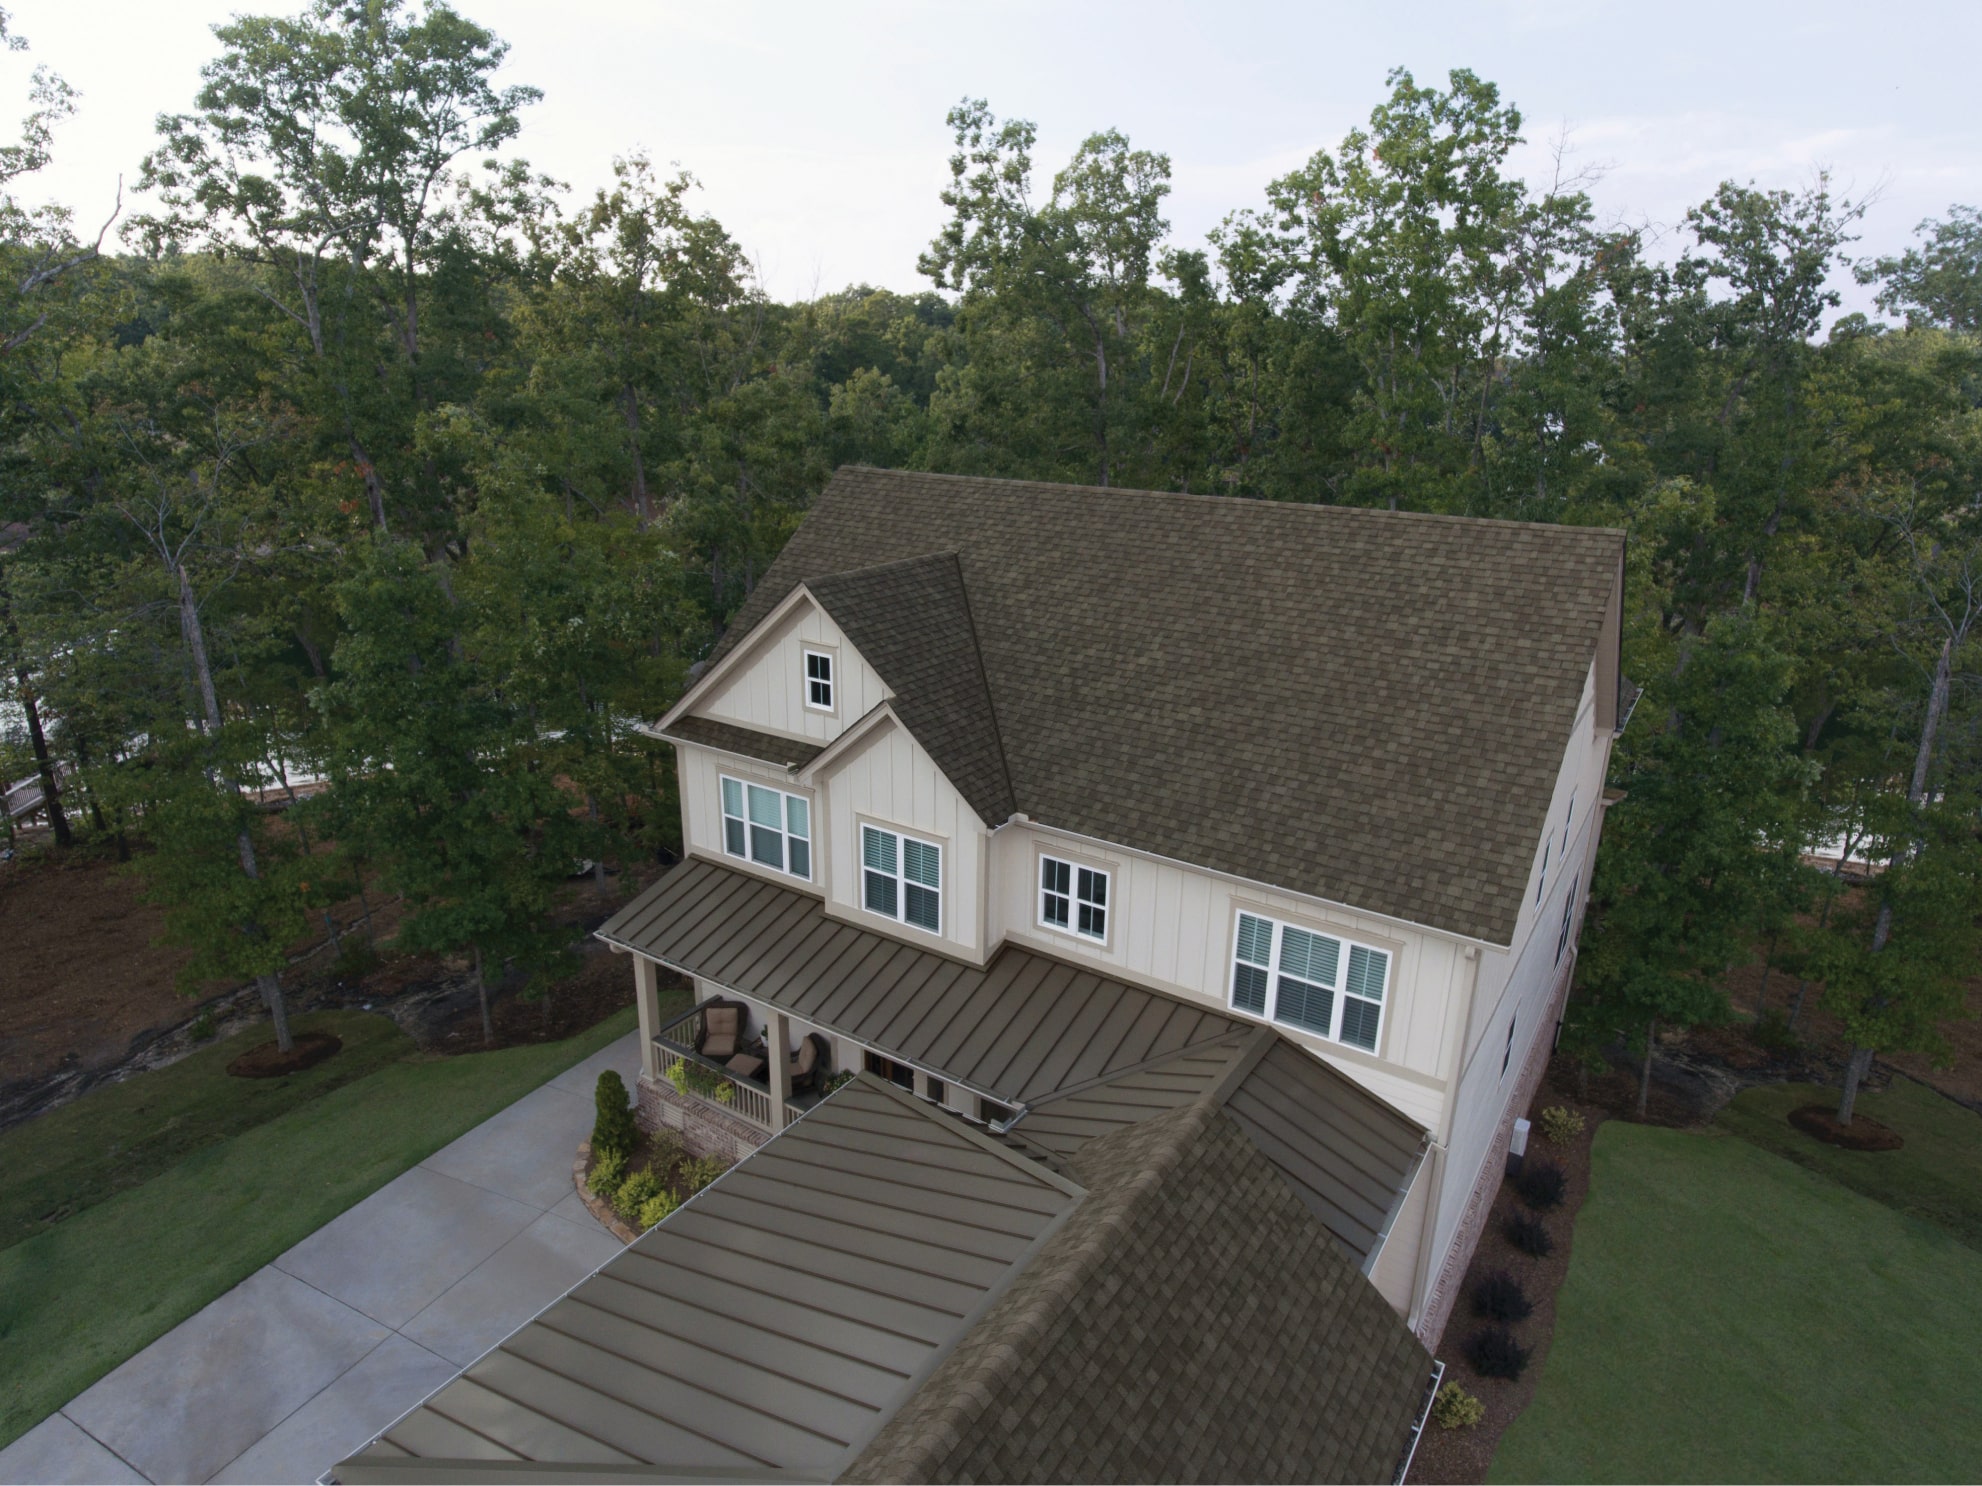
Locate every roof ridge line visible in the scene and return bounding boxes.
[940,550,1020,826]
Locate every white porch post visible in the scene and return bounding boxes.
[767,1011,793,1130]
[633,955,660,1082]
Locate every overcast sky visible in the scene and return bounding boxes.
[5,0,1979,313]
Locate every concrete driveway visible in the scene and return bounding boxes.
[0,1034,639,1486]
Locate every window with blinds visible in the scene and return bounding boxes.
[720,776,811,880]
[1230,909,1389,1053]
[862,824,941,934]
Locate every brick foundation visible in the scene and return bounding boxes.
[636,1072,770,1165]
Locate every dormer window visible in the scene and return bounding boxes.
[803,649,834,712]
[721,776,811,880]
[863,824,940,934]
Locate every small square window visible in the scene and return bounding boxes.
[804,649,834,711]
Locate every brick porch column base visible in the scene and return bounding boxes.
[635,1072,770,1166]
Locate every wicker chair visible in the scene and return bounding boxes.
[695,1000,750,1062]
[789,1032,831,1096]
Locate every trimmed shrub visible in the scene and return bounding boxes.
[592,1070,637,1160]
[585,1148,626,1197]
[1537,1105,1585,1147]
[613,1168,664,1224]
[1432,1381,1486,1430]
[1470,1269,1534,1323]
[1463,1326,1532,1381]
[1505,1211,1554,1257]
[682,1154,728,1195]
[1517,1157,1569,1211]
[637,1189,681,1230]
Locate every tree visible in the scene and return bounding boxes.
[1863,206,1982,334]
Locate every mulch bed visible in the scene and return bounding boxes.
[227,1031,342,1078]
[1410,1073,1607,1485]
[427,948,639,1051]
[1789,1103,1905,1151]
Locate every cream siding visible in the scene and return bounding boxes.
[674,743,823,897]
[820,714,987,961]
[1368,1156,1434,1314]
[697,596,889,744]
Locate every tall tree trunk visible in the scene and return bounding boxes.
[472,943,495,1047]
[1837,1044,1875,1126]
[15,668,70,846]
[178,562,294,1052]
[1638,1017,1657,1120]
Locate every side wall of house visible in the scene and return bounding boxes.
[1414,660,1613,1341]
[696,596,890,744]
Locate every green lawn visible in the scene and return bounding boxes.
[0,1007,638,1449]
[1716,1077,1982,1251]
[0,1010,417,1251]
[1492,1123,1982,1484]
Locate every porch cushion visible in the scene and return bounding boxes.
[702,1006,740,1059]
[791,1037,819,1077]
[726,1053,766,1081]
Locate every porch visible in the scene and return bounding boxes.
[647,994,835,1135]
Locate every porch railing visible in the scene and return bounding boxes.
[652,999,814,1132]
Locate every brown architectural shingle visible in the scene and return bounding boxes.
[660,714,825,770]
[842,1099,1432,1485]
[702,467,1624,945]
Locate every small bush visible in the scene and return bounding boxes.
[1470,1269,1534,1323]
[1463,1326,1532,1380]
[586,1148,626,1197]
[1505,1211,1553,1257]
[592,1070,637,1160]
[1536,1105,1585,1147]
[188,1012,217,1043]
[1432,1381,1486,1430]
[1516,1158,1569,1212]
[637,1190,681,1229]
[613,1168,664,1224]
[682,1154,728,1194]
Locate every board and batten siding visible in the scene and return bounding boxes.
[675,744,822,896]
[987,823,1466,1132]
[697,596,890,744]
[819,714,988,960]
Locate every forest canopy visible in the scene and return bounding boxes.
[1,1,1975,1112]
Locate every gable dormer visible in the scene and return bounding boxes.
[676,586,890,746]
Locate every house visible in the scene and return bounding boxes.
[336,467,1625,1482]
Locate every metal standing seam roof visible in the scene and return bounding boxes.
[335,1076,1082,1484]
[598,859,1427,1268]
[695,467,1625,946]
[597,857,1241,1109]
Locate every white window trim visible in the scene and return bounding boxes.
[860,822,943,936]
[1037,852,1111,945]
[1226,908,1391,1055]
[802,647,836,713]
[719,774,812,882]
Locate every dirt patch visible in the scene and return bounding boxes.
[423,945,644,1053]
[1788,1103,1905,1151]
[1410,1072,1606,1486]
[225,1031,343,1078]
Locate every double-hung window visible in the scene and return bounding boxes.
[1230,910,1390,1053]
[803,649,834,711]
[720,776,811,880]
[1554,892,1575,964]
[1040,856,1108,941]
[862,824,940,933]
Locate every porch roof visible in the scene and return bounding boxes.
[336,1076,1080,1484]
[597,857,1241,1108]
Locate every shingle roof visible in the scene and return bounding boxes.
[335,1076,1081,1484]
[842,1099,1433,1485]
[806,553,1015,827]
[703,467,1623,945]
[661,714,824,770]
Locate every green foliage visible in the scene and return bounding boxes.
[682,1154,728,1195]
[585,1148,625,1197]
[1537,1106,1586,1147]
[668,1056,728,1102]
[1432,1380,1485,1430]
[611,1167,663,1225]
[591,1070,636,1160]
[636,1189,680,1230]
